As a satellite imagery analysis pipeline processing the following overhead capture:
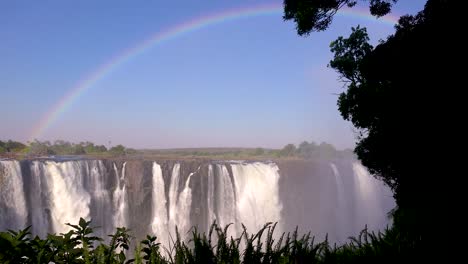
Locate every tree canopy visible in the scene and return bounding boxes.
[285,0,457,245]
[0,140,26,153]
[283,0,398,35]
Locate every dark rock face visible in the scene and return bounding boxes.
[0,158,394,246]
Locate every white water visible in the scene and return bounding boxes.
[216,164,236,237]
[151,163,195,244]
[87,160,113,236]
[352,162,392,231]
[113,162,128,229]
[151,162,168,247]
[231,162,283,235]
[168,163,180,235]
[0,159,394,249]
[207,165,215,231]
[206,164,237,239]
[42,161,91,234]
[29,161,49,237]
[0,160,27,230]
[330,163,346,240]
[176,171,193,239]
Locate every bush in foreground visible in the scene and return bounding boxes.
[0,218,419,263]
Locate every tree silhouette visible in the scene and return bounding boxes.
[284,0,458,250]
[283,0,398,35]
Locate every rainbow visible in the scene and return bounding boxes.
[29,3,399,141]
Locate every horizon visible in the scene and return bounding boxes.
[0,0,425,149]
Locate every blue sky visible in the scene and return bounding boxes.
[0,0,426,149]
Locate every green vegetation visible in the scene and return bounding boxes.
[0,140,27,154]
[0,218,416,263]
[1,139,350,160]
[138,141,352,160]
[283,0,398,35]
[0,139,135,158]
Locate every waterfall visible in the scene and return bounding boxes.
[330,163,344,209]
[206,164,237,239]
[216,164,236,237]
[0,158,394,248]
[207,165,215,231]
[43,161,91,234]
[151,162,168,247]
[231,162,282,235]
[86,160,113,237]
[113,162,128,229]
[29,161,50,237]
[168,163,180,235]
[352,162,391,231]
[0,160,27,230]
[330,163,345,241]
[176,171,194,238]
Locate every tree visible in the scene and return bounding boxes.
[283,0,459,248]
[254,147,265,156]
[0,140,26,153]
[325,0,457,242]
[109,145,126,155]
[283,0,398,35]
[280,144,297,156]
[72,145,86,155]
[28,140,55,156]
[297,141,318,158]
[95,145,108,152]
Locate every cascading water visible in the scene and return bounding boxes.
[113,162,128,229]
[352,162,393,231]
[231,162,283,235]
[216,165,236,233]
[330,163,346,240]
[28,161,50,237]
[42,161,91,234]
[0,158,394,249]
[176,171,193,239]
[86,160,113,237]
[330,163,344,208]
[207,165,215,231]
[168,163,181,236]
[151,162,168,247]
[206,164,238,239]
[0,160,27,230]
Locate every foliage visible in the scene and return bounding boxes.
[275,141,343,159]
[110,145,127,156]
[0,139,132,157]
[0,140,27,153]
[0,218,417,263]
[0,139,350,160]
[254,148,265,156]
[279,144,296,157]
[139,142,349,160]
[325,0,456,245]
[282,0,458,252]
[27,140,56,156]
[283,0,398,35]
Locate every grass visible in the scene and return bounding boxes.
[0,218,419,263]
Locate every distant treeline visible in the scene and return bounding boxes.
[1,139,352,159]
[277,141,352,159]
[151,141,353,160]
[0,139,133,156]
